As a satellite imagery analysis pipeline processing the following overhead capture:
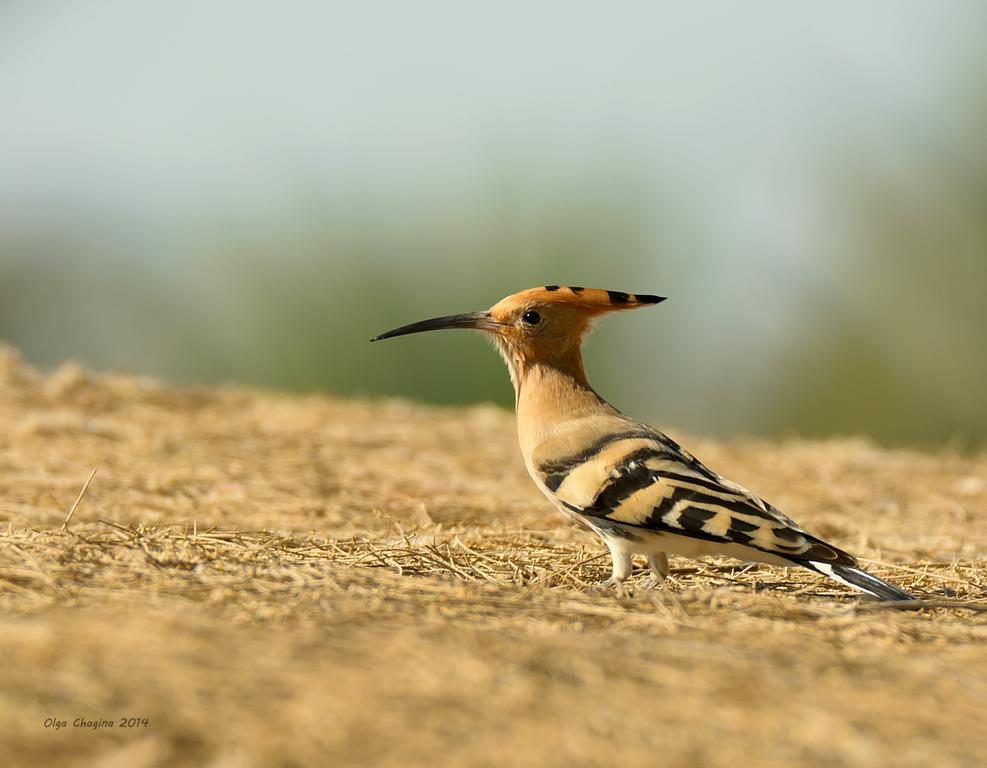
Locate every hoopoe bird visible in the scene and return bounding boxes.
[371,285,915,601]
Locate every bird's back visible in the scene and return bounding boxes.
[523,410,858,570]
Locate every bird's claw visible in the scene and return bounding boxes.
[601,576,632,598]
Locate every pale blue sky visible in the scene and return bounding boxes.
[1,1,974,229]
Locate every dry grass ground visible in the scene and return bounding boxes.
[0,343,985,768]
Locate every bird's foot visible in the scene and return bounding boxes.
[601,576,632,598]
[644,553,670,589]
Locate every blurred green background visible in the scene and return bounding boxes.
[1,2,985,449]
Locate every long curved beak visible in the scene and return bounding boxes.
[370,311,501,342]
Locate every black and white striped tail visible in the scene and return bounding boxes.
[806,562,916,601]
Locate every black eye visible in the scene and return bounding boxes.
[522,310,542,326]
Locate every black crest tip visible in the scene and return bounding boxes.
[634,294,667,304]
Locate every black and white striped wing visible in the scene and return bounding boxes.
[538,429,855,567]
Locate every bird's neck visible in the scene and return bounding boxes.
[505,349,616,458]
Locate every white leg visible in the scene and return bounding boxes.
[647,552,669,587]
[602,539,633,593]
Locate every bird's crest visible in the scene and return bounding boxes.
[496,285,665,313]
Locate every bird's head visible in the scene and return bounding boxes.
[371,285,665,388]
